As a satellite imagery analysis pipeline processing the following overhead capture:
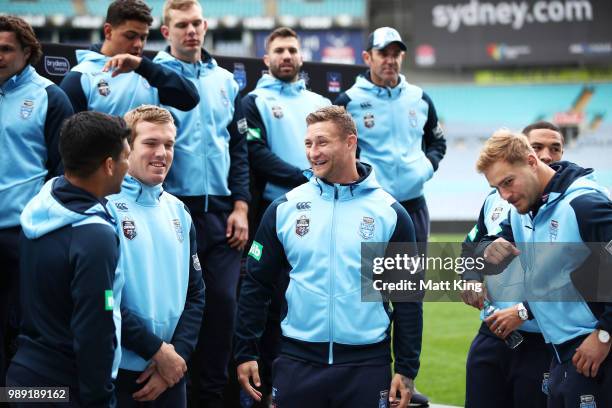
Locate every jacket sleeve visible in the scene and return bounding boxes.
[234,197,290,363]
[461,200,490,282]
[120,308,163,361]
[242,93,308,187]
[70,224,119,408]
[421,93,446,171]
[44,85,74,177]
[171,220,206,361]
[227,94,251,203]
[59,71,88,113]
[571,192,612,333]
[135,57,199,111]
[389,202,423,379]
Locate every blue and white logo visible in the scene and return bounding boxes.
[20,99,34,119]
[233,63,247,91]
[44,56,70,76]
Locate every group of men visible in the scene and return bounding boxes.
[2,0,609,408]
[1,0,442,407]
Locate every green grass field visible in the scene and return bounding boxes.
[413,233,480,407]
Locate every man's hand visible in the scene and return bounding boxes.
[133,367,169,402]
[572,330,611,377]
[102,53,142,77]
[388,374,413,408]
[236,360,262,402]
[151,342,187,386]
[226,200,249,251]
[485,305,523,339]
[483,238,520,265]
[460,280,487,310]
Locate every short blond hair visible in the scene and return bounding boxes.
[306,106,356,139]
[163,0,200,25]
[124,105,175,144]
[476,129,535,173]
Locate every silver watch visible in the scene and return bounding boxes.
[516,303,528,321]
[597,329,610,344]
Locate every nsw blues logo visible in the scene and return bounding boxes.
[122,216,137,240]
[295,215,310,237]
[378,390,389,408]
[549,219,559,242]
[364,113,375,128]
[20,99,34,119]
[97,79,111,96]
[359,216,375,240]
[541,372,550,395]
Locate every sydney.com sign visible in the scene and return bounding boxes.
[412,0,612,68]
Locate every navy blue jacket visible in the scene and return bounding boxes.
[14,177,122,407]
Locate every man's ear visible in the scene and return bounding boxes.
[103,156,114,176]
[103,23,113,41]
[527,153,538,169]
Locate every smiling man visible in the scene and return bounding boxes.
[235,106,422,408]
[106,105,205,407]
[60,0,199,115]
[152,1,250,405]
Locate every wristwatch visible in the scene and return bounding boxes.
[597,329,610,344]
[516,303,529,321]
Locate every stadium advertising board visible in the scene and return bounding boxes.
[412,0,612,68]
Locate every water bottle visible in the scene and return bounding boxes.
[239,388,254,408]
[483,299,524,349]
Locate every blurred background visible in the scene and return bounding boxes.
[3,0,611,225]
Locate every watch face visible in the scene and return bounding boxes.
[518,309,528,320]
[598,330,611,343]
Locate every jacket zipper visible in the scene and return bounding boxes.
[328,185,338,364]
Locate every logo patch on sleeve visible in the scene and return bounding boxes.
[105,290,114,311]
[246,127,262,141]
[248,241,263,261]
[237,118,248,134]
[192,254,202,271]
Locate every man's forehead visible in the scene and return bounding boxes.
[528,129,563,145]
[485,160,520,183]
[114,20,149,33]
[0,31,19,45]
[270,36,300,49]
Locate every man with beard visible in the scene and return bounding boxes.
[336,27,446,406]
[243,27,331,221]
[60,0,198,116]
[153,1,250,406]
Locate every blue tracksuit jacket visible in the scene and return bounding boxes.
[0,65,73,229]
[242,74,331,202]
[59,45,199,115]
[153,49,250,213]
[106,176,205,372]
[235,163,423,378]
[335,73,446,204]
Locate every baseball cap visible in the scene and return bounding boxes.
[366,27,407,51]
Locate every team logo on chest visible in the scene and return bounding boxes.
[114,202,129,212]
[409,109,418,127]
[364,113,375,128]
[172,219,184,243]
[20,99,34,119]
[271,105,283,119]
[122,216,137,240]
[97,79,111,96]
[359,216,375,240]
[295,214,310,237]
[491,206,504,222]
[549,219,559,242]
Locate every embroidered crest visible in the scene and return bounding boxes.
[549,219,559,242]
[97,79,111,96]
[409,109,417,127]
[359,216,375,240]
[192,254,201,271]
[272,105,283,119]
[579,395,596,408]
[295,215,310,237]
[364,113,375,128]
[172,219,184,243]
[122,217,137,240]
[20,99,34,119]
[491,206,504,222]
[378,390,389,408]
